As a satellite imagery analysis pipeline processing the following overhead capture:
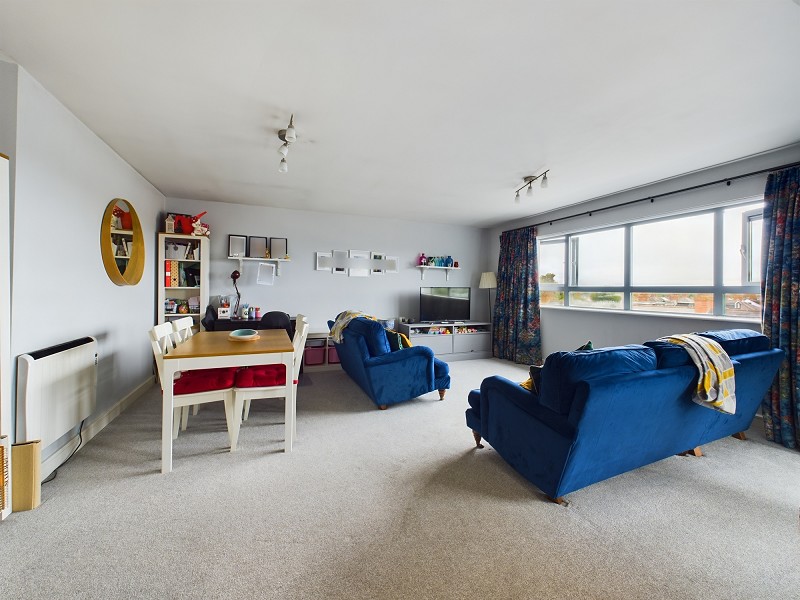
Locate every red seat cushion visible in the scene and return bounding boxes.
[173,367,237,395]
[235,364,287,388]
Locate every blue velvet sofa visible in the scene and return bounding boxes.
[466,329,783,503]
[328,317,451,409]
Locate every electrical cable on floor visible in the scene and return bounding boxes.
[42,418,86,484]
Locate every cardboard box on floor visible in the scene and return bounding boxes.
[1,435,10,518]
[12,440,41,511]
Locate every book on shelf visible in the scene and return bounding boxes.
[170,260,179,287]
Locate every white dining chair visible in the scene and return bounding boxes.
[171,316,200,425]
[149,323,240,449]
[171,315,196,344]
[233,315,308,440]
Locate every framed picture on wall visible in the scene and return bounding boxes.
[270,237,288,259]
[228,235,247,258]
[248,236,268,258]
[371,251,385,274]
[349,250,370,277]
[257,262,276,285]
[316,251,332,271]
[332,250,348,275]
[385,256,399,273]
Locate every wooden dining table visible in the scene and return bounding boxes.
[160,329,294,473]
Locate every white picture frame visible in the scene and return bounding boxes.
[371,251,385,274]
[316,251,332,271]
[332,250,348,275]
[385,255,399,273]
[257,262,275,285]
[349,250,370,277]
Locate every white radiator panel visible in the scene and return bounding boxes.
[16,337,97,449]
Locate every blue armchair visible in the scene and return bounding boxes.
[328,317,450,409]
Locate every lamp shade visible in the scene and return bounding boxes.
[479,272,497,289]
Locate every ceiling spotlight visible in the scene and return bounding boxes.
[277,113,297,172]
[513,170,550,202]
[284,114,296,143]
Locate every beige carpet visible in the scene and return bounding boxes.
[1,358,799,599]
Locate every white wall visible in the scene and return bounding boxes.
[488,144,800,358]
[0,62,17,440]
[9,65,164,456]
[541,307,760,356]
[166,198,488,333]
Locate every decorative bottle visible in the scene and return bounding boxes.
[418,253,427,266]
[444,255,454,267]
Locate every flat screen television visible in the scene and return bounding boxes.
[419,287,471,322]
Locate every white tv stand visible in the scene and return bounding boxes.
[397,321,491,360]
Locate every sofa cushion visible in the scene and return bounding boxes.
[539,345,657,414]
[386,329,403,351]
[697,329,769,356]
[346,317,391,356]
[643,340,693,369]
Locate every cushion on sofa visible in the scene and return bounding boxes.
[697,329,769,356]
[346,317,391,356]
[539,345,657,414]
[643,340,693,369]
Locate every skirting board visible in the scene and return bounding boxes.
[40,376,154,482]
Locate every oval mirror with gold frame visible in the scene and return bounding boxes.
[101,198,145,285]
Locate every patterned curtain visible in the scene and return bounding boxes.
[493,225,542,365]
[761,166,800,449]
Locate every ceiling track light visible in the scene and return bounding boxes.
[277,113,297,173]
[514,170,549,201]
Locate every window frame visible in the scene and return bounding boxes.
[538,199,763,318]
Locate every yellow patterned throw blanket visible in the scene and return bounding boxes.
[329,310,377,343]
[658,334,736,414]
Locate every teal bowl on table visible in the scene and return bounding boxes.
[229,328,258,341]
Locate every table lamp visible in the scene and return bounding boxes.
[479,272,497,322]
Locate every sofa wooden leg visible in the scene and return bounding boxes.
[438,389,446,400]
[732,432,747,441]
[378,404,388,410]
[472,430,484,449]
[547,496,568,506]
[678,446,703,457]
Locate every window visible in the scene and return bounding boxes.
[539,238,565,306]
[538,200,764,318]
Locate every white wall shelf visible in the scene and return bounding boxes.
[228,256,291,276]
[416,265,461,281]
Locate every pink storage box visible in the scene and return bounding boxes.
[304,346,325,365]
[327,345,340,364]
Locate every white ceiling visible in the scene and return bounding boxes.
[1,1,799,228]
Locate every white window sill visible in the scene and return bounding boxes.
[540,304,761,325]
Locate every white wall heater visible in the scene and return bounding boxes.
[16,337,97,449]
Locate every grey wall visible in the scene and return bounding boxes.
[166,198,488,333]
[8,65,165,455]
[488,144,800,357]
